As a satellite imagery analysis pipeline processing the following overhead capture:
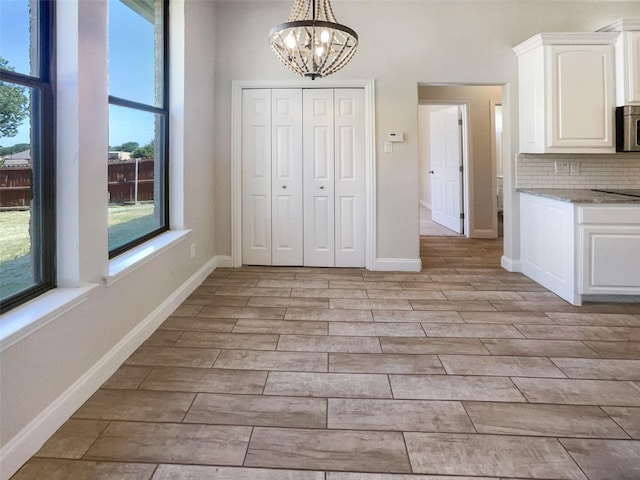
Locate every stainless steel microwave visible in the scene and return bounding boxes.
[616,106,640,152]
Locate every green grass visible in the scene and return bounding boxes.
[1,204,157,299]
[0,210,33,298]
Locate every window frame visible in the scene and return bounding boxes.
[107,0,170,259]
[0,0,56,314]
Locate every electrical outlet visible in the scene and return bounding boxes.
[570,161,580,174]
[555,161,570,174]
[190,243,196,259]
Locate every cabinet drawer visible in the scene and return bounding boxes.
[578,205,640,224]
[579,225,640,293]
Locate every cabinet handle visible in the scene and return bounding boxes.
[282,185,287,189]
[320,186,325,190]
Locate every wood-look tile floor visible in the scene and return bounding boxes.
[14,237,640,480]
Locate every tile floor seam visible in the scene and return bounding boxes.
[556,437,593,480]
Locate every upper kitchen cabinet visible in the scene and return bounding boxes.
[514,33,618,153]
[599,19,640,106]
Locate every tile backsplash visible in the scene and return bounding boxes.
[516,153,640,189]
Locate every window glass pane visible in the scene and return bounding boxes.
[0,0,39,77]
[108,105,166,252]
[0,86,39,300]
[108,0,164,106]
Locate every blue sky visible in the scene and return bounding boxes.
[0,0,157,149]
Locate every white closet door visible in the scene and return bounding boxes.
[334,89,366,267]
[272,89,303,265]
[242,89,272,265]
[303,89,335,267]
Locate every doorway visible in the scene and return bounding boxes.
[418,102,468,237]
[418,85,503,239]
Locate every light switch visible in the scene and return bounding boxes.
[384,141,393,153]
[387,132,404,142]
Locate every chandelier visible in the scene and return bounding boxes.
[268,0,358,80]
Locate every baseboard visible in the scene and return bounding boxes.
[0,257,216,480]
[501,255,521,272]
[419,200,431,209]
[472,229,497,239]
[374,258,422,272]
[214,255,233,268]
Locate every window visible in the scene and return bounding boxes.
[0,0,55,313]
[108,0,169,257]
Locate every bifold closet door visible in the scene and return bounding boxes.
[242,89,272,265]
[271,89,303,265]
[303,88,365,267]
[334,88,366,267]
[243,88,364,267]
[242,89,303,265]
[303,89,335,267]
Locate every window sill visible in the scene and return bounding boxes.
[0,285,98,352]
[104,229,190,287]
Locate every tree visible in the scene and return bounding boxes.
[0,57,29,139]
[131,140,154,158]
[119,141,139,152]
[0,143,30,156]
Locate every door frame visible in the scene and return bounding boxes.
[418,100,470,237]
[231,79,376,269]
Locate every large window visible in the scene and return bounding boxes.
[108,0,168,257]
[0,0,55,313]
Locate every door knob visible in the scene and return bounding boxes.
[429,170,434,174]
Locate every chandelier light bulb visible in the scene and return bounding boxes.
[268,0,358,80]
[285,33,297,49]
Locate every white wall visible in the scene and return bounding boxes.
[213,0,640,266]
[0,1,218,477]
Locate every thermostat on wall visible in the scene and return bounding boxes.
[387,132,404,142]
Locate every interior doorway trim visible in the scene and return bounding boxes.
[231,79,376,269]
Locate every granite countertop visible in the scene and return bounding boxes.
[517,188,640,203]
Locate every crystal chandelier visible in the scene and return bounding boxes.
[269,0,358,80]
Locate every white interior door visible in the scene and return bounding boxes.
[430,105,463,233]
[242,89,272,265]
[303,89,335,267]
[334,89,365,267]
[272,89,303,265]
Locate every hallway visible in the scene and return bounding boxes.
[14,237,640,479]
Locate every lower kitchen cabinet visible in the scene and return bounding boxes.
[520,192,640,305]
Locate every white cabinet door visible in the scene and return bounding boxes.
[430,105,463,233]
[334,89,366,267]
[514,34,617,154]
[625,31,640,104]
[303,89,335,267]
[578,205,640,295]
[271,89,303,265]
[242,89,272,265]
[549,45,615,150]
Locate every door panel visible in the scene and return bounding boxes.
[430,105,463,233]
[242,89,272,265]
[272,89,303,265]
[304,89,335,267]
[334,89,365,267]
